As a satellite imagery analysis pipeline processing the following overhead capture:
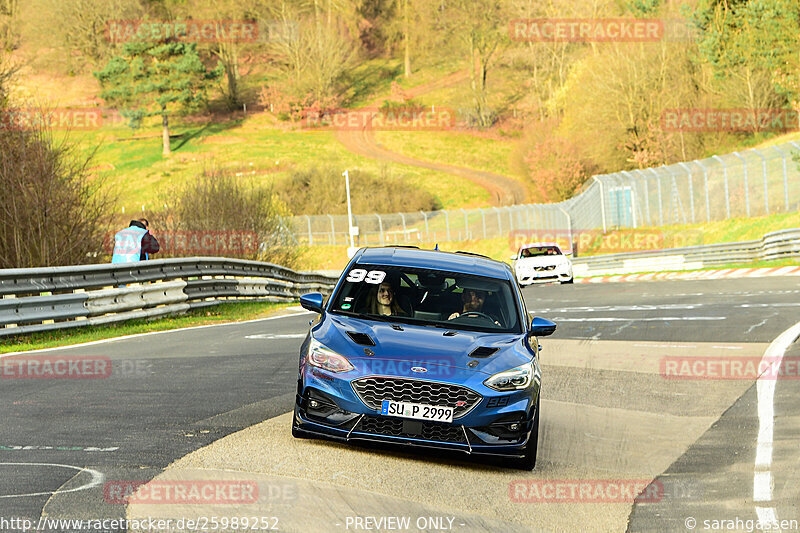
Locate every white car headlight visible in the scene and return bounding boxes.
[308,338,354,373]
[483,362,533,391]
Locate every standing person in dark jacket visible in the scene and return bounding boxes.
[111,218,160,263]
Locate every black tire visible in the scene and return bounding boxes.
[560,278,574,284]
[511,395,540,470]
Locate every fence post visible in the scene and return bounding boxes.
[374,214,384,245]
[444,210,451,241]
[621,171,639,228]
[773,145,790,211]
[732,152,750,217]
[507,206,514,233]
[494,207,502,236]
[647,168,664,225]
[400,213,407,243]
[481,209,487,239]
[305,215,313,245]
[712,155,731,219]
[694,160,712,222]
[420,211,429,241]
[636,170,651,225]
[326,214,335,245]
[460,208,469,240]
[677,162,696,223]
[591,176,607,233]
[557,206,573,253]
[753,150,769,215]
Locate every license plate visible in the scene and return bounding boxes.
[381,400,454,423]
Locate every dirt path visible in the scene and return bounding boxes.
[336,70,527,206]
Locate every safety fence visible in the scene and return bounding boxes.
[0,258,338,337]
[571,227,800,277]
[288,141,800,245]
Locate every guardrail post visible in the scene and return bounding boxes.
[420,211,429,241]
[774,145,790,211]
[694,160,712,222]
[376,214,384,245]
[444,210,450,241]
[591,176,607,233]
[677,162,696,223]
[732,152,750,217]
[753,150,769,215]
[712,155,731,219]
[327,214,335,245]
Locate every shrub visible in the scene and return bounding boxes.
[276,166,442,215]
[0,116,114,268]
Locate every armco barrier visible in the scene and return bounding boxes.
[0,257,338,338]
[572,228,800,277]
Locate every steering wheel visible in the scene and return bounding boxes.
[454,311,496,322]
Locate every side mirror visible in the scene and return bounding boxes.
[299,292,325,314]
[509,255,518,261]
[529,316,557,337]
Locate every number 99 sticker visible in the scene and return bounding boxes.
[345,269,386,284]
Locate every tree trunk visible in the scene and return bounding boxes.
[403,0,411,77]
[161,109,171,157]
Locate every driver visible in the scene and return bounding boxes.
[448,289,493,321]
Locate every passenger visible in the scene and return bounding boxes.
[367,281,407,316]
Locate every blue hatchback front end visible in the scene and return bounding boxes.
[291,247,555,469]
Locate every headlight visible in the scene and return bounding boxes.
[308,338,354,373]
[483,362,533,391]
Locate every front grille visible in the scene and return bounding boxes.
[359,415,467,443]
[352,377,482,418]
[534,265,556,271]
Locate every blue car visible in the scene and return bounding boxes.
[292,247,556,469]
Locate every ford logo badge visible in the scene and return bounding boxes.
[411,367,427,373]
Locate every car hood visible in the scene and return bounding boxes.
[315,314,533,378]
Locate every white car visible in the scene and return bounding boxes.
[511,242,573,285]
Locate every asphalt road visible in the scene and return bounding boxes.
[1,276,798,532]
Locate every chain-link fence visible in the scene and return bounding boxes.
[288,141,800,247]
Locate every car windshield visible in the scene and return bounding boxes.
[330,264,522,333]
[520,246,562,257]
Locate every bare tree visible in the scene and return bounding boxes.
[0,111,115,267]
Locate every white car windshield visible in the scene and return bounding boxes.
[520,246,562,258]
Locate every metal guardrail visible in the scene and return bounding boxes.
[0,257,339,338]
[572,228,800,276]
